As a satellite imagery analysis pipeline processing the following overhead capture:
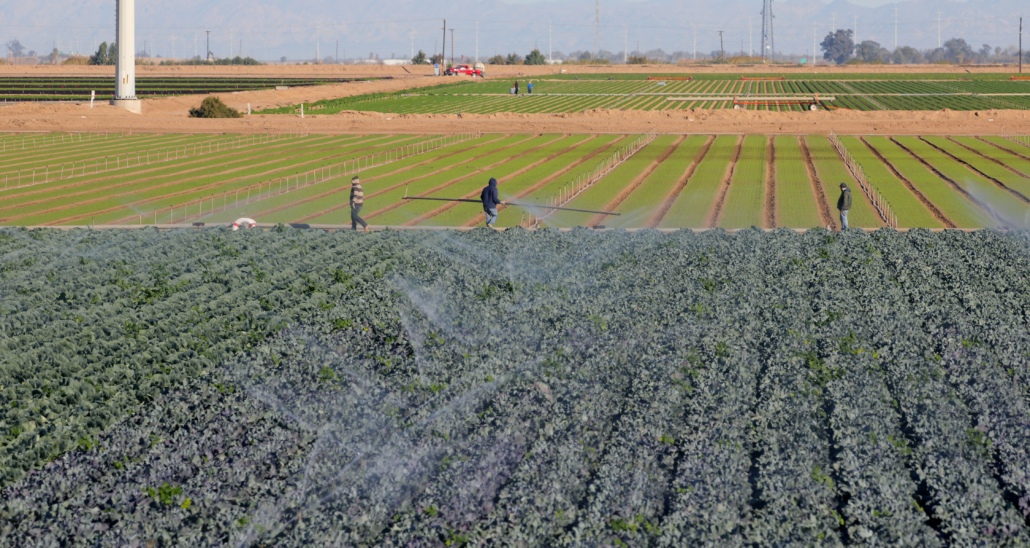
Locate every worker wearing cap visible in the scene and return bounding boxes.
[350,176,368,232]
[481,177,502,228]
[528,81,534,94]
[837,182,852,230]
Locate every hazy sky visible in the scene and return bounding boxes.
[500,0,970,5]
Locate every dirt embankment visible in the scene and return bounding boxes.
[1,100,1026,137]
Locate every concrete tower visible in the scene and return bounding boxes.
[112,0,142,114]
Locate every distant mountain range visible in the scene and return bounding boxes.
[7,0,1026,61]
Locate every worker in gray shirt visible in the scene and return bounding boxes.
[350,176,368,232]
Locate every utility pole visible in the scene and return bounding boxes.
[1020,17,1023,74]
[194,31,197,59]
[813,26,817,65]
[206,31,211,61]
[442,20,446,67]
[854,15,858,53]
[409,33,413,61]
[894,7,898,51]
[692,24,696,60]
[749,16,752,56]
[624,25,628,63]
[548,20,552,62]
[338,40,340,64]
[316,25,320,63]
[592,0,603,59]
[229,30,232,57]
[938,11,941,49]
[450,28,455,66]
[718,31,724,60]
[476,22,479,63]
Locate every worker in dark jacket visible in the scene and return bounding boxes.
[837,182,852,230]
[350,176,368,232]
[480,177,502,228]
[514,80,520,95]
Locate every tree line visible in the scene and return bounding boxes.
[821,30,1022,65]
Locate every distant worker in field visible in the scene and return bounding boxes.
[528,81,534,94]
[837,182,852,230]
[514,80,520,95]
[350,176,368,232]
[481,177,503,228]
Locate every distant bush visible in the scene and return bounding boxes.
[189,97,243,119]
[62,56,89,65]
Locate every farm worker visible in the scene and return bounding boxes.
[528,81,534,94]
[350,176,369,232]
[481,177,503,228]
[837,182,852,230]
[514,80,520,95]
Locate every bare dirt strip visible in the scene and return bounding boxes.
[798,136,836,230]
[707,136,745,228]
[859,137,955,228]
[402,135,616,226]
[362,135,556,221]
[764,136,776,228]
[294,134,541,223]
[890,137,993,225]
[920,137,1030,204]
[954,138,1030,179]
[215,134,511,223]
[646,135,714,228]
[464,135,628,227]
[586,135,685,227]
[0,134,359,203]
[30,135,414,225]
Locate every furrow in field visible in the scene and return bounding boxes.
[584,135,685,227]
[798,135,837,229]
[370,135,567,226]
[608,135,710,229]
[765,136,776,228]
[978,136,1030,162]
[648,135,715,228]
[773,136,824,228]
[951,137,1030,179]
[0,133,202,173]
[847,136,948,228]
[717,135,767,229]
[545,136,681,228]
[0,135,393,224]
[804,136,884,228]
[15,136,417,226]
[408,135,589,226]
[658,135,741,229]
[298,134,539,224]
[922,136,1030,202]
[479,135,626,227]
[0,135,345,203]
[201,134,509,224]
[893,137,1022,227]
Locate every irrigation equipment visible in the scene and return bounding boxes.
[401,187,621,216]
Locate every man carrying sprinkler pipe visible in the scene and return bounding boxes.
[350,176,369,232]
[481,177,503,228]
[837,182,852,230]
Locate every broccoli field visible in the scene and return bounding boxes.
[2,226,1030,546]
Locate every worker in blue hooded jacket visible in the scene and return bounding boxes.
[480,178,503,228]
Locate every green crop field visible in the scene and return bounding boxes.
[0,131,1023,230]
[255,72,1030,115]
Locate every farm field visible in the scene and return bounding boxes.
[1,131,1027,229]
[0,76,377,102]
[3,227,1030,546]
[256,73,1030,115]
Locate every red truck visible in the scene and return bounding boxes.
[445,63,485,77]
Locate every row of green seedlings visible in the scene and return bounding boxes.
[527,129,658,228]
[828,131,898,228]
[169,131,482,226]
[0,131,113,152]
[1,132,302,191]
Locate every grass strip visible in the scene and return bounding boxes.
[659,135,740,228]
[773,136,823,228]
